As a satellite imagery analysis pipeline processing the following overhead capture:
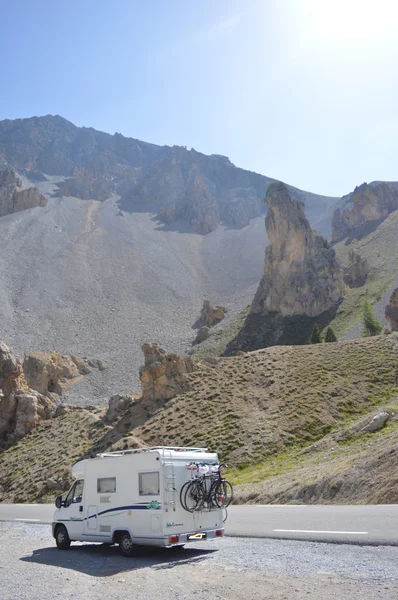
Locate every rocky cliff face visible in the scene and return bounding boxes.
[0,342,94,444]
[139,343,196,402]
[385,289,398,332]
[0,115,338,234]
[0,342,55,444]
[0,163,47,218]
[331,182,398,241]
[23,352,90,396]
[251,182,345,318]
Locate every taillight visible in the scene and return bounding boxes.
[169,535,179,544]
[215,529,223,537]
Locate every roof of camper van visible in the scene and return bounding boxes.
[71,447,219,477]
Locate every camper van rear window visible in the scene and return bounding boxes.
[97,477,116,493]
[139,472,160,496]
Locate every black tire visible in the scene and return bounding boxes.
[213,480,233,508]
[183,480,204,512]
[119,533,135,557]
[55,525,71,550]
[180,481,192,511]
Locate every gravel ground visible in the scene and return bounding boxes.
[1,522,397,600]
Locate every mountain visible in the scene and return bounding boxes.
[0,115,339,402]
[0,115,338,234]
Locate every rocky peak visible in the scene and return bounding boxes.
[139,343,196,402]
[251,182,345,318]
[385,288,398,332]
[331,182,398,241]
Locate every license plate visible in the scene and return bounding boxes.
[187,533,207,540]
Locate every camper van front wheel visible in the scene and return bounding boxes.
[55,525,71,550]
[119,533,134,557]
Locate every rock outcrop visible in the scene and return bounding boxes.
[105,394,136,423]
[195,326,210,343]
[385,288,398,332]
[0,163,47,218]
[251,182,345,318]
[139,343,196,402]
[0,342,55,444]
[343,250,369,288]
[200,300,227,327]
[331,182,398,241]
[23,352,90,396]
[57,167,115,201]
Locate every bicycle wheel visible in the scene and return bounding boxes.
[183,480,203,512]
[213,480,233,508]
[180,481,192,512]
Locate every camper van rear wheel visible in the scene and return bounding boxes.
[55,525,71,550]
[119,533,135,557]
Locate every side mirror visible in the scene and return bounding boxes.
[55,495,63,509]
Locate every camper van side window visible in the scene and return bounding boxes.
[139,472,160,496]
[97,477,116,493]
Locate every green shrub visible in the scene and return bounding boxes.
[324,327,337,342]
[361,300,383,337]
[309,324,322,344]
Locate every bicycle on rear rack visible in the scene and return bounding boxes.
[180,462,233,515]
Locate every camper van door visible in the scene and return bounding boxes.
[62,479,85,539]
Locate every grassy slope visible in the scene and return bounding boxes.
[1,335,397,504]
[331,210,398,337]
[134,336,398,466]
[232,399,398,504]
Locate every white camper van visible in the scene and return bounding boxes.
[52,446,230,556]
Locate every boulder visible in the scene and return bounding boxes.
[385,288,398,332]
[139,343,196,402]
[195,326,210,343]
[201,300,227,327]
[105,394,136,422]
[251,182,345,317]
[361,412,390,433]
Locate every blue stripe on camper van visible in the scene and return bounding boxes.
[57,502,162,523]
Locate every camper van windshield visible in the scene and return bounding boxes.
[65,479,84,507]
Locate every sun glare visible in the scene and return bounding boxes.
[303,0,398,42]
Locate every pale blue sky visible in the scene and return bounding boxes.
[1,0,397,196]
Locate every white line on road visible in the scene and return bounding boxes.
[14,518,40,522]
[273,529,369,535]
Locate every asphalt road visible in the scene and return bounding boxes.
[1,504,397,545]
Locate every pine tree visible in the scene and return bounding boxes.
[309,324,322,344]
[324,326,337,342]
[361,300,383,337]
